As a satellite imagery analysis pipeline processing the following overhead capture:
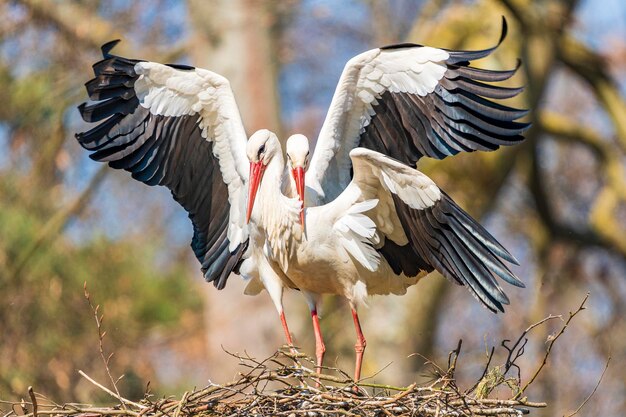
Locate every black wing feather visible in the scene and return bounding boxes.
[384,191,523,313]
[338,19,526,300]
[359,17,528,166]
[75,43,246,289]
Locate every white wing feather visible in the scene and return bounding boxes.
[134,62,250,250]
[310,147,442,273]
[308,46,450,202]
[333,199,382,273]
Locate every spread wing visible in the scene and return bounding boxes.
[76,40,250,289]
[308,18,528,203]
[325,148,523,312]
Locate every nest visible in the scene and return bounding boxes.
[3,294,594,417]
[3,347,547,417]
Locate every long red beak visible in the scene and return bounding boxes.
[246,161,266,224]
[291,166,305,226]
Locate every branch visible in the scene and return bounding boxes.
[564,354,610,417]
[537,111,626,256]
[17,0,121,51]
[558,34,626,151]
[516,293,589,398]
[16,0,186,61]
[78,371,145,411]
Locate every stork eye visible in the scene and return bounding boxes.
[258,144,266,158]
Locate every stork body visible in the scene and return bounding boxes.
[249,141,523,381]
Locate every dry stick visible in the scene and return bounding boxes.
[364,383,417,406]
[83,283,128,410]
[31,393,60,409]
[78,371,145,410]
[449,398,546,407]
[20,408,137,417]
[468,346,495,394]
[565,355,611,417]
[447,339,462,377]
[515,293,590,399]
[499,313,564,391]
[357,360,395,383]
[3,348,548,417]
[26,388,36,417]
[171,392,188,417]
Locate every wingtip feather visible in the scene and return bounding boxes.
[499,16,508,47]
[101,39,121,58]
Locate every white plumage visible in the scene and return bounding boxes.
[308,46,450,204]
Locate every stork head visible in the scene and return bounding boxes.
[286,134,310,225]
[246,129,280,224]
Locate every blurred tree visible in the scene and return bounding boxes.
[0,0,207,400]
[1,0,625,415]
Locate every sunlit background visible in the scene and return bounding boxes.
[1,0,625,415]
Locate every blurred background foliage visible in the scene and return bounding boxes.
[0,0,625,415]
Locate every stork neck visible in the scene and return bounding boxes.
[254,153,301,261]
[260,153,284,194]
[256,153,290,220]
[256,153,301,271]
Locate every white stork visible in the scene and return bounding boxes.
[247,18,528,380]
[75,43,300,347]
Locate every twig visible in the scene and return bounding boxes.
[564,355,611,417]
[365,383,417,406]
[502,314,562,383]
[84,283,128,410]
[447,339,462,374]
[27,388,36,417]
[78,371,146,410]
[171,392,188,417]
[357,360,394,383]
[468,346,495,394]
[516,293,590,398]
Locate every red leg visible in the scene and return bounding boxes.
[311,309,326,374]
[279,311,294,346]
[351,308,367,382]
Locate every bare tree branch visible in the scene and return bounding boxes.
[558,34,626,150]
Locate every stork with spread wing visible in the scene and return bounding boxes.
[75,42,299,347]
[246,18,528,380]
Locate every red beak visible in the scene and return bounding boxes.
[246,161,266,224]
[292,166,305,226]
